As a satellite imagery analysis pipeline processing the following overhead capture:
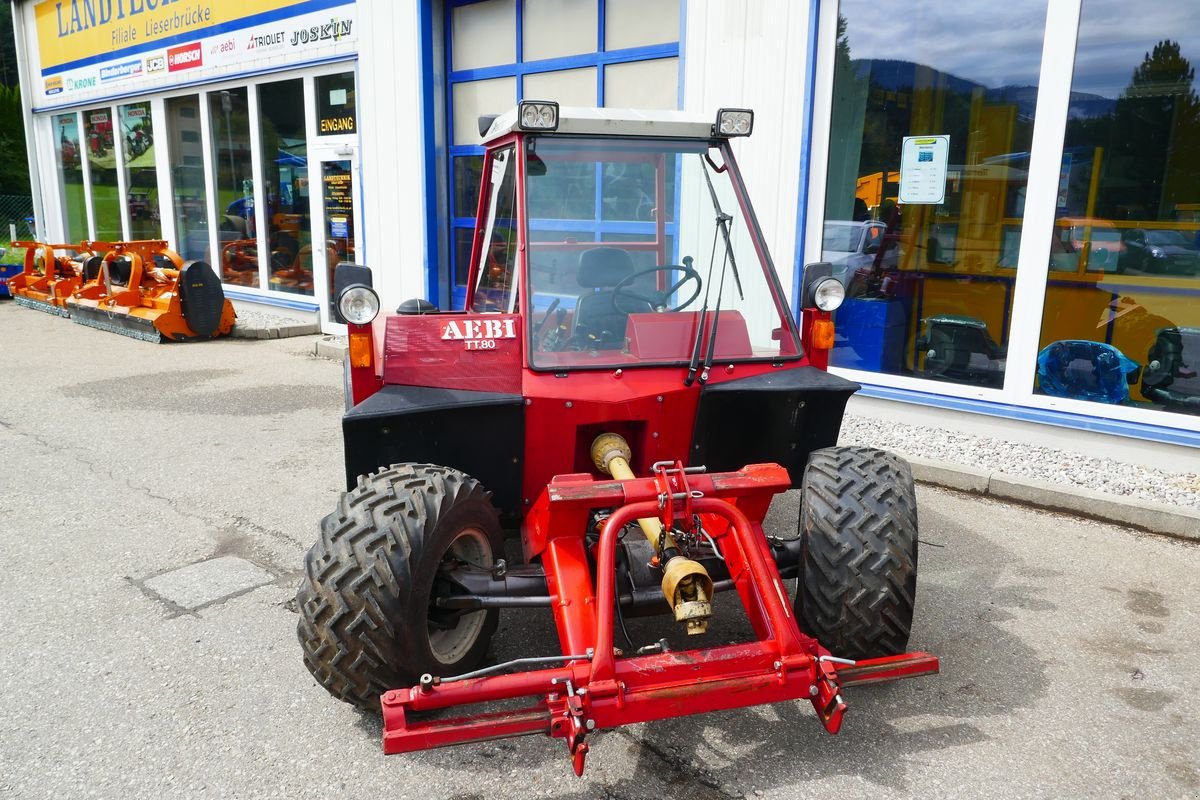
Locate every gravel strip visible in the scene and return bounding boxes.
[839,413,1200,512]
[232,306,316,330]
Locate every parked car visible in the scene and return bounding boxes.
[822,220,897,287]
[1121,228,1200,274]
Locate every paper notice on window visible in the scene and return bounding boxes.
[899,136,949,204]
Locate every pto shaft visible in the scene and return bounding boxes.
[590,433,713,634]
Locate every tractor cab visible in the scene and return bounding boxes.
[465,104,803,372]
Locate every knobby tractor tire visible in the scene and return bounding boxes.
[296,464,503,711]
[795,446,918,660]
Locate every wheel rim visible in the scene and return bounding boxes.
[428,527,493,665]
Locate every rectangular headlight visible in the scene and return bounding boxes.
[517,100,559,131]
[714,108,754,137]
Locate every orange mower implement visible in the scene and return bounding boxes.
[7,241,93,316]
[67,239,235,343]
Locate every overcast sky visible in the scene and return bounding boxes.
[841,0,1200,98]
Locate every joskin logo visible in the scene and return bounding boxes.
[290,17,353,46]
[45,76,63,95]
[441,318,516,350]
[167,42,202,71]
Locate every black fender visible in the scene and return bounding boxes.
[690,366,860,487]
[341,381,524,522]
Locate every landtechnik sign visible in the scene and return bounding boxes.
[33,0,356,109]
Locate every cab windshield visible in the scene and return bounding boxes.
[523,137,800,370]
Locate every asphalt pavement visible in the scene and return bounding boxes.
[1,300,1198,799]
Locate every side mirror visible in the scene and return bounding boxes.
[477,114,499,138]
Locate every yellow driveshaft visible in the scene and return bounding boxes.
[590,433,713,634]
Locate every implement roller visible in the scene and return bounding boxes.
[66,239,235,343]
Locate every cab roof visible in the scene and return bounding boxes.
[481,105,721,143]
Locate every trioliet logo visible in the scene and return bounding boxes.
[167,42,203,72]
[441,318,516,350]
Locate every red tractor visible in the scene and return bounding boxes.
[297,103,937,776]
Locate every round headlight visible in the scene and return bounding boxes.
[813,277,846,312]
[338,284,380,325]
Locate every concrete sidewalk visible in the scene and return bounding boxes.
[227,300,321,340]
[908,458,1200,541]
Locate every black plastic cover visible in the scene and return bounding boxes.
[342,384,525,520]
[178,260,226,337]
[691,367,860,486]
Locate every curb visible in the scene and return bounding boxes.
[313,336,348,360]
[908,456,1200,541]
[229,321,321,340]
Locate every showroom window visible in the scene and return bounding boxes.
[84,107,121,241]
[54,113,87,242]
[211,88,257,288]
[259,78,313,296]
[821,1,1046,389]
[1035,3,1200,416]
[445,0,680,307]
[119,101,160,240]
[167,96,206,261]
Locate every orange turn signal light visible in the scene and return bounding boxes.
[348,330,373,368]
[811,318,835,350]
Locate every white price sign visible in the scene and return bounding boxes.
[899,135,949,204]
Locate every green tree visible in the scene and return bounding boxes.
[0,84,30,195]
[1106,40,1200,218]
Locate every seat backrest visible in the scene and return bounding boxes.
[573,247,649,342]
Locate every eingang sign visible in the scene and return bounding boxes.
[32,0,357,109]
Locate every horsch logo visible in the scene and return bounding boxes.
[441,318,516,350]
[167,42,203,72]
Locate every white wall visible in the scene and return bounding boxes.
[681,0,814,302]
[354,0,434,308]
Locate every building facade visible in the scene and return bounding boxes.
[13,0,1200,449]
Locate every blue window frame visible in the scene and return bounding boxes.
[443,0,681,310]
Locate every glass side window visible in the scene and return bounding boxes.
[210,88,257,288]
[525,137,800,370]
[821,2,1047,388]
[471,146,519,312]
[54,114,87,241]
[119,101,160,240]
[1037,6,1200,415]
[84,107,121,241]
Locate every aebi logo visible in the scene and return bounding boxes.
[441,318,516,350]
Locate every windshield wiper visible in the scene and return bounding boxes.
[700,153,744,302]
[685,154,742,385]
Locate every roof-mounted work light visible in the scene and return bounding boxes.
[714,108,754,137]
[517,100,559,131]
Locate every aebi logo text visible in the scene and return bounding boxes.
[441,318,516,350]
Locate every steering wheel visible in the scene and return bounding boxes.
[612,264,703,315]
